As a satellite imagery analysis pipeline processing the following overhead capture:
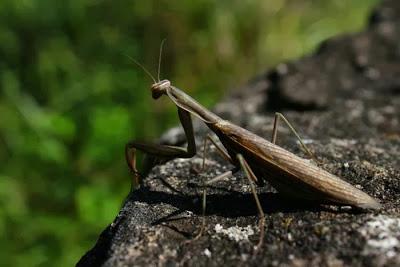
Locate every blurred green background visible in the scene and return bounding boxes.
[0,0,378,266]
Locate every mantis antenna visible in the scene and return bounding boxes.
[158,39,167,82]
[125,54,157,84]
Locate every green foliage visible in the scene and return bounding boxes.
[0,0,378,266]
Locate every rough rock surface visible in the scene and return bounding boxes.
[77,1,400,266]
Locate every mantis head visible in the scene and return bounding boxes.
[151,79,171,99]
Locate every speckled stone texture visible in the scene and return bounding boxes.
[77,1,400,266]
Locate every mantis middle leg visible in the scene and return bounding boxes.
[195,153,265,251]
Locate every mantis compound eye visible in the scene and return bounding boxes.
[151,79,171,99]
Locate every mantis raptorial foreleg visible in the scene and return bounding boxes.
[272,112,318,162]
[125,107,197,188]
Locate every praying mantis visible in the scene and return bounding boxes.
[125,44,381,250]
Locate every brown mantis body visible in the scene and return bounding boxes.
[125,53,381,249]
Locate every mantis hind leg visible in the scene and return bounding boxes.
[272,112,319,162]
[126,107,197,189]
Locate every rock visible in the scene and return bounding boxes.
[77,1,400,266]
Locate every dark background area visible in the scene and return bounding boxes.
[0,1,378,266]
